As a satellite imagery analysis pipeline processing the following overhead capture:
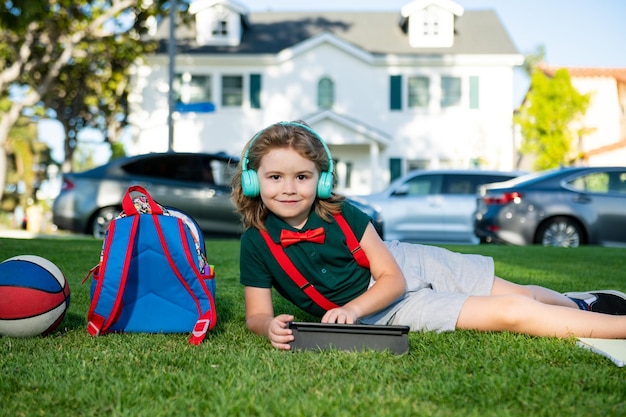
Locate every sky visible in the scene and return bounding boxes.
[40,0,626,166]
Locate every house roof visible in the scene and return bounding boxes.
[156,10,520,56]
[538,64,626,83]
[303,110,392,147]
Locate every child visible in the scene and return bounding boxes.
[232,121,626,350]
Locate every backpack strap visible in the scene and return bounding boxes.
[257,213,370,312]
[152,215,217,345]
[87,214,139,336]
[122,185,163,215]
[332,213,370,269]
[259,229,339,312]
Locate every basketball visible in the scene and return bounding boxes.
[0,255,70,337]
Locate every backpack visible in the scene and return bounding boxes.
[85,185,216,345]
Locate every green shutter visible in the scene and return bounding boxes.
[250,74,261,109]
[469,76,479,109]
[390,75,402,111]
[389,158,402,183]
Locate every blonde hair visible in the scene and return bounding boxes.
[232,121,344,230]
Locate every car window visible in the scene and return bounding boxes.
[123,155,202,182]
[473,174,516,191]
[442,175,473,194]
[568,172,609,193]
[404,174,442,196]
[441,174,514,195]
[205,157,237,187]
[608,171,626,194]
[568,170,626,195]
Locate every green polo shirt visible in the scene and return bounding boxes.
[239,201,372,317]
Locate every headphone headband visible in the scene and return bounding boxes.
[242,122,333,172]
[241,121,334,198]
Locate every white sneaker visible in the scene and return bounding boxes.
[564,290,626,315]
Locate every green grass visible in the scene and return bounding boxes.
[1,238,625,417]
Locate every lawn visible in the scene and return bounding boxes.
[1,237,625,417]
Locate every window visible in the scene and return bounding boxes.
[344,161,352,188]
[469,76,479,109]
[211,5,229,37]
[404,174,442,196]
[205,156,237,186]
[568,172,610,193]
[443,174,515,195]
[443,175,473,194]
[221,75,243,107]
[441,76,461,107]
[124,155,201,182]
[174,73,211,104]
[608,172,626,194]
[408,76,430,108]
[407,160,430,171]
[422,11,440,36]
[318,77,334,109]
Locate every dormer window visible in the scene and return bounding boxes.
[400,0,464,48]
[190,0,249,47]
[423,11,439,36]
[211,5,229,37]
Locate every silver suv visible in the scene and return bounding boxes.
[355,169,521,243]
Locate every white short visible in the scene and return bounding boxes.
[359,240,495,332]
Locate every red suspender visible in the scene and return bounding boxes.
[258,212,370,312]
[259,229,339,311]
[332,213,370,269]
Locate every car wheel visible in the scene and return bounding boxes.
[91,207,120,239]
[536,217,583,248]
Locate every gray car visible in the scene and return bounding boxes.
[474,166,626,247]
[53,152,383,238]
[356,169,520,243]
[53,152,241,238]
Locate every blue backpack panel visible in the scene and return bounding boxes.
[86,186,216,345]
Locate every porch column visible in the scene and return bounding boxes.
[370,142,381,193]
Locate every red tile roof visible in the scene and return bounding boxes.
[537,63,626,83]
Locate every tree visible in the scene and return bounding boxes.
[0,0,183,199]
[1,112,51,215]
[514,67,590,170]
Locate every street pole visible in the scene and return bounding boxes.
[167,0,176,152]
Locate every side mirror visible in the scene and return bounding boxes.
[391,184,410,196]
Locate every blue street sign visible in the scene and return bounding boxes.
[175,102,216,113]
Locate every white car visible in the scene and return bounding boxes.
[356,169,521,244]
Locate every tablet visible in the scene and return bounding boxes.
[288,322,410,355]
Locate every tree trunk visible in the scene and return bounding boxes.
[0,101,26,201]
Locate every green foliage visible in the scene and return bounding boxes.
[1,239,625,417]
[110,141,127,160]
[514,69,590,170]
[0,0,188,170]
[2,116,51,211]
[521,45,545,76]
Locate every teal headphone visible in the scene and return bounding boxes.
[241,122,334,199]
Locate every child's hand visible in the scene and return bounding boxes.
[268,314,295,350]
[321,307,358,324]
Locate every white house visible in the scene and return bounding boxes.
[128,0,523,194]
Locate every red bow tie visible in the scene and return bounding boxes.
[280,227,326,247]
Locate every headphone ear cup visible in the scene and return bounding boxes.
[317,171,333,199]
[241,169,260,197]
